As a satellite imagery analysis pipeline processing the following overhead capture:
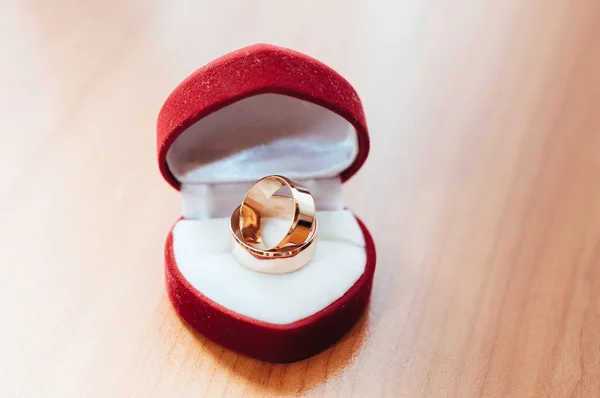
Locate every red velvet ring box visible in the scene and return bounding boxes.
[157,44,376,363]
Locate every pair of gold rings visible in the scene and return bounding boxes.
[230,175,318,274]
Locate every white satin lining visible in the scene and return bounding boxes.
[166,93,359,185]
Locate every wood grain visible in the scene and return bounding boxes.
[1,0,600,396]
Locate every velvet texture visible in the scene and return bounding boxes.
[165,217,376,363]
[157,43,370,190]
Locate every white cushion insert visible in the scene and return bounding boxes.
[172,210,366,325]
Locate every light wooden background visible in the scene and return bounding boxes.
[1,0,600,397]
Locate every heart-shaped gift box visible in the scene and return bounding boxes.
[157,44,376,363]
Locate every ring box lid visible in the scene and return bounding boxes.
[157,43,370,191]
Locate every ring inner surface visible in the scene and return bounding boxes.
[240,176,291,250]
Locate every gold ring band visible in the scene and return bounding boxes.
[239,175,316,251]
[230,200,318,273]
[230,200,318,259]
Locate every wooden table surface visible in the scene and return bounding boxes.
[2,1,600,397]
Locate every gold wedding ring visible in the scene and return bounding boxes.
[230,176,318,273]
[239,175,316,251]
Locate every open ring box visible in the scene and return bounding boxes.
[158,44,376,363]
